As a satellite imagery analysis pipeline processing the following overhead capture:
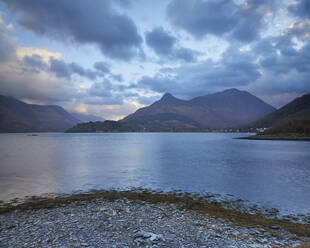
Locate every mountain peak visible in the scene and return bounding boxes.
[154,92,187,106]
[161,92,174,100]
[222,88,242,94]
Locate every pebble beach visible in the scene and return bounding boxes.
[1,196,309,248]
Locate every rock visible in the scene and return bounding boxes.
[134,231,164,244]
[270,225,280,230]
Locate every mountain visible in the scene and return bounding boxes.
[122,89,275,130]
[0,95,79,132]
[71,113,105,123]
[67,89,276,132]
[251,93,310,135]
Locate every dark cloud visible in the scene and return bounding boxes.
[134,47,261,98]
[230,0,275,43]
[145,27,176,54]
[173,48,200,63]
[167,0,275,43]
[49,59,73,79]
[145,27,199,62]
[256,29,310,76]
[22,55,124,88]
[136,30,310,102]
[257,40,310,95]
[1,0,143,60]
[94,62,111,74]
[94,61,123,82]
[49,58,97,80]
[288,0,310,18]
[23,55,48,71]
[70,63,97,80]
[167,0,238,39]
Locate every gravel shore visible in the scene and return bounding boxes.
[0,197,308,248]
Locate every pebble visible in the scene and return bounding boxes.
[0,198,306,247]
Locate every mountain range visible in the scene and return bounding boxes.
[122,89,275,130]
[0,95,104,132]
[67,88,276,132]
[2,89,309,134]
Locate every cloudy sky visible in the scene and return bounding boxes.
[0,0,309,120]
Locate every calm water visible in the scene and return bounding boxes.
[0,133,310,214]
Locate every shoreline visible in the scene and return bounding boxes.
[1,190,310,247]
[236,135,310,141]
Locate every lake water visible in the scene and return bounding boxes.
[0,133,310,215]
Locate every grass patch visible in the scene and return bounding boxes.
[1,189,310,237]
[293,244,310,248]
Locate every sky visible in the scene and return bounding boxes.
[0,0,309,120]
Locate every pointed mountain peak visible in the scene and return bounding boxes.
[155,92,186,105]
[223,88,241,93]
[161,92,174,100]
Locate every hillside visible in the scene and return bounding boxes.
[67,89,276,132]
[252,93,310,135]
[0,95,79,132]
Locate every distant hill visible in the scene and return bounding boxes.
[67,89,276,132]
[0,95,79,132]
[251,93,310,135]
[71,113,105,123]
[66,120,137,133]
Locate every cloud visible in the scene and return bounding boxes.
[114,0,131,8]
[253,37,310,98]
[1,0,143,61]
[0,10,153,119]
[94,62,111,74]
[88,81,113,98]
[48,58,98,80]
[167,0,238,39]
[230,0,275,43]
[167,0,275,42]
[145,27,176,54]
[111,74,124,82]
[86,80,125,105]
[67,99,144,121]
[0,20,16,63]
[22,55,49,74]
[134,46,261,98]
[0,17,129,109]
[288,0,310,18]
[145,26,199,62]
[16,47,61,62]
[135,75,177,94]
[49,58,71,78]
[93,61,123,82]
[0,61,77,103]
[0,18,78,103]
